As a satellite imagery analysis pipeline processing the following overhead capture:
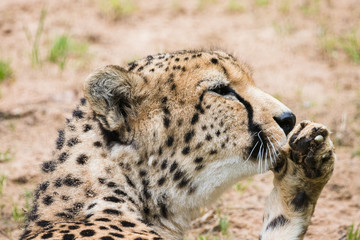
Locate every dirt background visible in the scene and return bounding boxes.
[0,0,359,239]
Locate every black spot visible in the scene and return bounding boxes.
[211,58,218,64]
[178,178,190,188]
[93,141,102,147]
[42,195,53,205]
[76,154,89,165]
[39,181,50,191]
[83,124,92,132]
[205,134,212,141]
[103,209,121,215]
[158,147,163,156]
[166,136,174,147]
[175,57,180,61]
[174,169,185,180]
[195,165,204,171]
[101,237,115,240]
[85,213,94,219]
[182,146,190,155]
[68,225,80,230]
[266,215,289,230]
[191,113,199,125]
[73,109,84,119]
[98,178,106,184]
[216,130,221,137]
[161,96,168,104]
[163,117,170,128]
[36,220,51,228]
[184,130,195,143]
[291,191,309,211]
[80,229,95,237]
[170,162,178,172]
[125,175,135,188]
[95,218,111,222]
[60,230,70,234]
[194,157,203,163]
[109,232,125,238]
[41,232,53,239]
[107,182,117,188]
[171,83,176,90]
[162,106,170,115]
[99,226,108,230]
[41,161,57,173]
[161,159,168,170]
[80,98,86,105]
[139,170,147,177]
[63,234,75,240]
[209,150,217,155]
[56,130,65,150]
[103,196,123,203]
[67,138,80,147]
[63,175,82,187]
[120,220,135,227]
[114,189,127,196]
[158,177,166,186]
[182,66,186,72]
[54,178,63,187]
[88,203,97,210]
[58,152,69,163]
[56,212,73,219]
[159,202,168,218]
[109,225,123,232]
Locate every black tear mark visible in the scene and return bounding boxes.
[266,215,289,231]
[291,191,309,211]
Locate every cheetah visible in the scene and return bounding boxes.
[20,50,335,240]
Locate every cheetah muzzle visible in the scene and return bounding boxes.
[20,50,335,240]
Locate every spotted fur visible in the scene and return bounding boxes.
[21,50,334,240]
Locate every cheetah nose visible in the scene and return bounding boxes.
[273,112,296,136]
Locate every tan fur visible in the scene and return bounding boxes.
[20,50,334,240]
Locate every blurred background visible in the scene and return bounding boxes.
[0,0,359,239]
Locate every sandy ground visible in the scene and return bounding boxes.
[0,0,359,239]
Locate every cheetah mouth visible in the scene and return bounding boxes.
[247,128,283,172]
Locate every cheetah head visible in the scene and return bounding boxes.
[84,50,295,234]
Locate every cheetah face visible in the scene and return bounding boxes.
[84,50,295,206]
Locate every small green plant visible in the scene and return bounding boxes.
[347,224,360,240]
[99,0,136,20]
[198,0,216,10]
[0,149,14,163]
[197,236,219,240]
[24,7,47,67]
[300,0,320,15]
[12,204,25,222]
[234,177,253,194]
[320,29,360,63]
[24,189,33,213]
[279,0,290,14]
[219,216,230,235]
[0,175,6,196]
[0,60,13,83]
[273,21,295,35]
[254,0,269,7]
[227,0,245,12]
[48,35,88,70]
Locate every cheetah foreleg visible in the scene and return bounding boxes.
[259,121,335,240]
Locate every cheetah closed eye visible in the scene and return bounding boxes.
[20,50,335,240]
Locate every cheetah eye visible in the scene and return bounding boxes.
[210,85,236,97]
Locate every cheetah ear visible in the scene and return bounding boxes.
[84,65,143,131]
